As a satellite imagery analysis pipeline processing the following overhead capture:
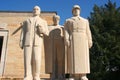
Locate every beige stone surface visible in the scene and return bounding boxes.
[64,5,92,74]
[44,15,65,79]
[51,16,65,76]
[0,10,56,78]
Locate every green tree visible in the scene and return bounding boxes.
[88,0,120,80]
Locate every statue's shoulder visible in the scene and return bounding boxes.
[22,20,28,25]
[24,17,33,23]
[23,17,30,23]
[80,17,88,22]
[57,25,64,30]
[60,25,64,30]
[66,18,73,22]
[21,17,32,26]
[65,18,74,25]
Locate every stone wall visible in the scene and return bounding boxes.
[0,11,56,78]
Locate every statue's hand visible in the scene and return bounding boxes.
[37,24,43,33]
[89,40,92,48]
[19,40,23,49]
[65,39,70,47]
[37,24,49,36]
[37,24,46,35]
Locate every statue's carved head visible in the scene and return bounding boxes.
[53,15,60,25]
[33,6,41,16]
[72,5,81,16]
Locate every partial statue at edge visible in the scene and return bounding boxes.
[19,6,48,80]
[64,5,93,80]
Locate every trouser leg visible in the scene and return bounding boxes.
[32,46,42,80]
[24,46,33,80]
[32,38,43,80]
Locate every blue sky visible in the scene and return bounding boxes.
[0,0,119,25]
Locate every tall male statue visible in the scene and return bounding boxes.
[19,6,48,80]
[64,5,93,80]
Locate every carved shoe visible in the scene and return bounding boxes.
[33,76,40,80]
[24,76,33,80]
[81,76,88,80]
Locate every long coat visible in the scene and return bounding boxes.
[64,16,92,74]
[44,25,65,74]
[20,16,48,47]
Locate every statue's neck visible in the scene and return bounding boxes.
[74,15,80,17]
[33,15,40,18]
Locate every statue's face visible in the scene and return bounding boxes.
[33,6,40,16]
[72,8,80,16]
[53,17,60,25]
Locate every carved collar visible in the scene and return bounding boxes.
[71,16,81,20]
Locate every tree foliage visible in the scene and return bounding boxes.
[88,0,120,80]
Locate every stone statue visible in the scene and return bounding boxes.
[64,5,93,80]
[45,15,65,80]
[51,15,65,80]
[19,6,48,80]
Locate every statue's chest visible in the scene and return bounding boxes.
[70,19,86,32]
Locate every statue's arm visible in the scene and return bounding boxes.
[86,20,93,48]
[64,20,70,47]
[37,20,49,36]
[19,21,26,49]
[44,21,49,36]
[60,26,64,38]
